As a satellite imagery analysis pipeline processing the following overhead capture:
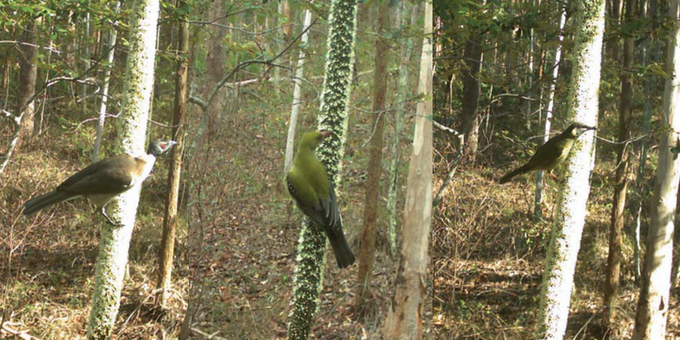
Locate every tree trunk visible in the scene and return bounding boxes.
[274,0,291,94]
[93,2,120,162]
[85,0,160,338]
[284,9,313,176]
[460,36,482,162]
[205,0,227,123]
[387,0,413,257]
[534,5,566,215]
[383,1,432,339]
[157,0,189,307]
[286,0,358,338]
[355,0,390,311]
[632,1,680,338]
[535,0,604,338]
[634,0,657,284]
[17,19,39,146]
[603,0,636,332]
[81,12,91,116]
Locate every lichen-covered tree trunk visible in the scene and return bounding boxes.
[157,0,189,306]
[286,0,357,338]
[387,0,413,257]
[632,0,680,338]
[535,0,604,338]
[355,0,390,311]
[284,9,314,176]
[93,2,120,162]
[534,5,566,215]
[85,0,160,338]
[603,0,636,331]
[382,1,432,338]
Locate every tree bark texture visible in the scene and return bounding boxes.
[86,0,160,338]
[383,1,432,339]
[287,0,358,338]
[603,0,636,331]
[158,0,189,306]
[536,0,605,338]
[632,0,680,338]
[355,0,390,311]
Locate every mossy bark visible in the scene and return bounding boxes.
[287,0,358,338]
[535,0,604,339]
[86,0,160,338]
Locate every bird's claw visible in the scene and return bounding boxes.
[102,209,123,227]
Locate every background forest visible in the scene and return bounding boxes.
[0,0,431,339]
[435,0,680,339]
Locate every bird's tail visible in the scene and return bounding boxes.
[499,165,529,184]
[327,228,355,269]
[23,191,75,216]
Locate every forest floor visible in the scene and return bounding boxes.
[433,134,680,340]
[0,100,428,339]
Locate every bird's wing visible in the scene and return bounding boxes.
[320,183,343,230]
[287,173,330,227]
[523,137,561,170]
[57,156,135,195]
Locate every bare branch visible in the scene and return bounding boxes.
[193,17,319,111]
[434,120,461,136]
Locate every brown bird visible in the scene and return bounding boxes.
[23,140,176,224]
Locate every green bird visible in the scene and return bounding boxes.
[286,131,356,268]
[499,123,596,184]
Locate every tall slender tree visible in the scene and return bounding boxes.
[535,0,604,338]
[284,8,314,176]
[86,0,160,337]
[460,22,482,162]
[93,2,120,162]
[603,0,636,331]
[286,0,358,338]
[387,0,414,257]
[383,1,432,338]
[632,0,680,338]
[157,0,189,307]
[17,19,39,145]
[355,0,390,311]
[534,5,567,215]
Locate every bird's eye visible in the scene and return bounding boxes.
[160,143,166,148]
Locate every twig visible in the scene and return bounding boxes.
[191,17,318,111]
[433,122,465,208]
[190,327,227,340]
[1,321,40,340]
[0,40,61,54]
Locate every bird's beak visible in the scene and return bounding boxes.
[320,131,332,139]
[165,141,178,150]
